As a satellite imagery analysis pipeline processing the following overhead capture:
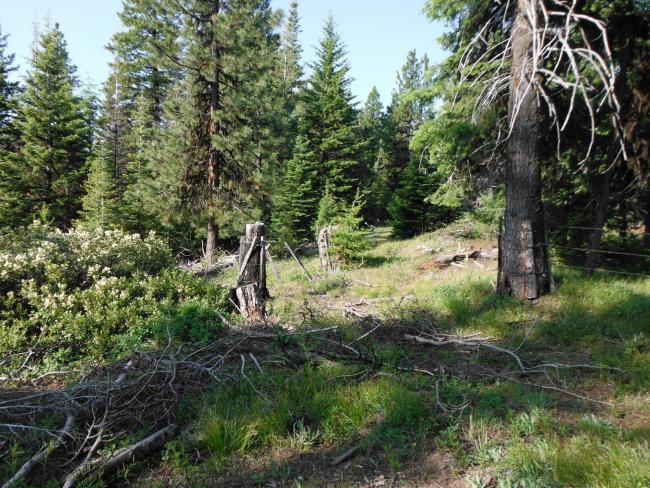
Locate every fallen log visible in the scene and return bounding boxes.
[62,424,178,488]
[183,254,238,278]
[433,248,498,268]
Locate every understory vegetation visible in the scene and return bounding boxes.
[4,219,646,487]
[0,224,229,370]
[1,0,649,485]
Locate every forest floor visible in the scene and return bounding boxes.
[136,221,649,487]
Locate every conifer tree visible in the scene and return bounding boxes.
[13,23,91,229]
[271,135,318,245]
[279,1,303,106]
[79,156,121,229]
[126,0,281,258]
[302,16,363,204]
[121,94,158,234]
[388,158,440,237]
[384,50,431,196]
[0,26,21,228]
[0,25,19,154]
[358,87,386,221]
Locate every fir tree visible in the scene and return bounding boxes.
[384,50,431,197]
[358,86,386,221]
[0,25,19,154]
[279,1,303,103]
[315,182,340,230]
[79,156,121,229]
[388,158,440,237]
[13,23,91,229]
[302,16,363,204]
[122,94,158,234]
[0,25,21,228]
[271,135,318,245]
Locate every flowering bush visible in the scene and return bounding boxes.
[0,224,228,367]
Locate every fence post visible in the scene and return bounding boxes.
[235,222,267,321]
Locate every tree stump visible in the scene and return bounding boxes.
[235,222,268,321]
[318,226,338,272]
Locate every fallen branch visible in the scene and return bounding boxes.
[331,445,360,466]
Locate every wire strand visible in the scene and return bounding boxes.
[554,263,649,278]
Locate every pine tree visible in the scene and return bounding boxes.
[0,25,21,228]
[13,23,91,229]
[126,0,282,258]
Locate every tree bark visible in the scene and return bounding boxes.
[644,182,650,248]
[205,1,221,263]
[498,0,554,299]
[584,170,612,274]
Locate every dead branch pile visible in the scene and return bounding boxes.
[0,316,621,486]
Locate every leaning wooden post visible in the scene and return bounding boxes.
[235,222,268,321]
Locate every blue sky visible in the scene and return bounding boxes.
[0,0,447,106]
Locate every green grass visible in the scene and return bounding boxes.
[183,222,650,486]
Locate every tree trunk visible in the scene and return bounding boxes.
[644,182,650,248]
[205,2,221,263]
[235,222,268,321]
[584,170,612,274]
[498,0,554,299]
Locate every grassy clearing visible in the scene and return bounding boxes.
[130,221,649,487]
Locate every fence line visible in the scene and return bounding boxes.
[551,225,650,237]
[552,263,649,278]
[550,244,650,260]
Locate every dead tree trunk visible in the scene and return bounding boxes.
[498,0,554,299]
[318,226,338,272]
[235,222,267,321]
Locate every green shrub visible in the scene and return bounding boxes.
[0,224,228,368]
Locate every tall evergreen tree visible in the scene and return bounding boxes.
[304,16,363,204]
[272,16,363,243]
[270,135,319,245]
[278,1,303,105]
[12,23,91,229]
[127,0,282,259]
[358,86,386,221]
[0,26,21,228]
[384,50,430,197]
[0,25,19,154]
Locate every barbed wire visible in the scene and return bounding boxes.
[553,263,649,278]
[550,244,650,260]
[551,225,650,237]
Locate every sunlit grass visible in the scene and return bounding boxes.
[201,220,650,485]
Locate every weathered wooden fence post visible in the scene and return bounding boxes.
[317,226,338,272]
[235,222,268,321]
